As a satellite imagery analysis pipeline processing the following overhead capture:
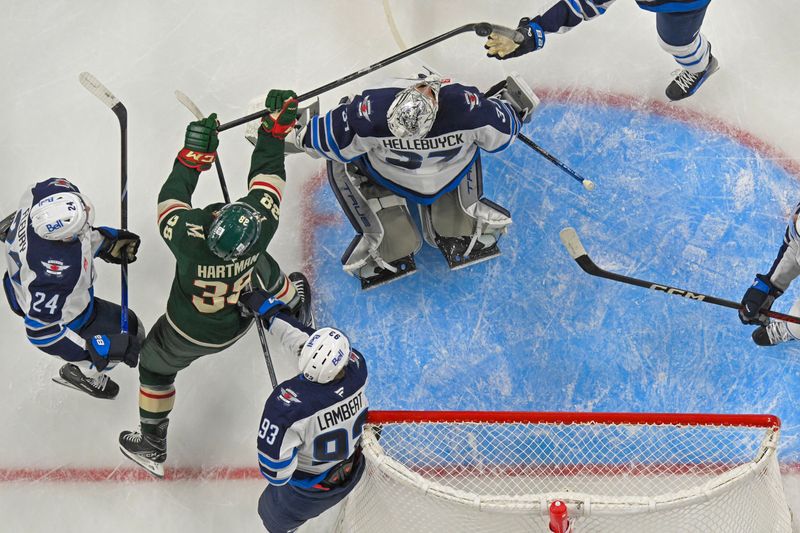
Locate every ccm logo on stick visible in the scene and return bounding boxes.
[650,284,705,301]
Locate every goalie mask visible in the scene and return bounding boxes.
[30,191,94,241]
[386,77,442,139]
[207,202,261,261]
[299,327,351,384]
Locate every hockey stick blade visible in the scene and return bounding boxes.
[79,72,127,122]
[175,90,205,120]
[559,227,800,325]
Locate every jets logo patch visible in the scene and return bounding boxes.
[41,259,70,277]
[278,387,301,406]
[464,91,480,111]
[348,351,361,368]
[51,178,76,190]
[357,96,372,121]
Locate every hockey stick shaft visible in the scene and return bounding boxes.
[79,72,130,333]
[559,227,800,324]
[518,133,595,191]
[217,22,518,132]
[174,91,230,203]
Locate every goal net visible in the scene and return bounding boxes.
[334,411,792,532]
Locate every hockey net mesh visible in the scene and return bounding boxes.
[335,412,792,533]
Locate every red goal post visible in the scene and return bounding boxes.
[334,410,792,533]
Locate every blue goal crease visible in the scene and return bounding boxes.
[305,101,800,463]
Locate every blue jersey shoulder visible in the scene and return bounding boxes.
[264,349,368,429]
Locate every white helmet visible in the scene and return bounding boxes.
[386,76,442,139]
[298,327,351,384]
[30,192,93,241]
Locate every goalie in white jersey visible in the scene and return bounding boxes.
[289,73,539,288]
[244,293,368,532]
[739,201,800,347]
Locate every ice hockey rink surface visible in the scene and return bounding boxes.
[1,1,799,531]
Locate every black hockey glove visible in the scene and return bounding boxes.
[485,17,545,60]
[739,274,783,326]
[87,333,140,371]
[239,289,288,327]
[96,226,141,264]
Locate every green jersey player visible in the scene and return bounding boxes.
[119,89,312,477]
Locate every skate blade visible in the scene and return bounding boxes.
[119,446,165,479]
[51,376,117,400]
[447,250,502,271]
[360,268,417,291]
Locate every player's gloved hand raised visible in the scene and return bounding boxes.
[739,274,783,325]
[239,288,288,327]
[485,17,545,60]
[87,333,140,371]
[178,113,219,171]
[96,226,141,264]
[261,90,299,139]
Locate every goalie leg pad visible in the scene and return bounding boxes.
[421,157,512,270]
[491,72,540,123]
[327,161,421,289]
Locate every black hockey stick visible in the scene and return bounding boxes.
[518,134,595,191]
[217,22,519,132]
[559,227,800,325]
[79,72,130,334]
[174,90,230,203]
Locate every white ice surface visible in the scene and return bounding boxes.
[1,1,799,531]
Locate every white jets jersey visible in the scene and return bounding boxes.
[296,80,520,204]
[256,316,369,488]
[3,179,103,359]
[763,201,800,291]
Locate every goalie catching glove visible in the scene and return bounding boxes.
[96,226,140,264]
[178,113,219,171]
[485,17,545,60]
[87,333,140,371]
[261,89,299,139]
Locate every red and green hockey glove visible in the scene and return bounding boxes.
[177,113,219,171]
[261,90,299,139]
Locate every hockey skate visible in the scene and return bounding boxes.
[666,52,719,101]
[752,321,798,347]
[119,420,169,478]
[52,363,119,400]
[433,234,501,270]
[288,272,315,328]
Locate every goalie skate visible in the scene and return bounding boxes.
[52,363,119,400]
[433,235,501,270]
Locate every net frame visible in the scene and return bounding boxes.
[335,410,791,532]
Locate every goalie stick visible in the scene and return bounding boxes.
[559,227,800,325]
[518,134,596,191]
[175,90,278,386]
[78,72,130,334]
[217,22,521,132]
[174,90,230,203]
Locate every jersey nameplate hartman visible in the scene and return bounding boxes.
[649,284,706,301]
